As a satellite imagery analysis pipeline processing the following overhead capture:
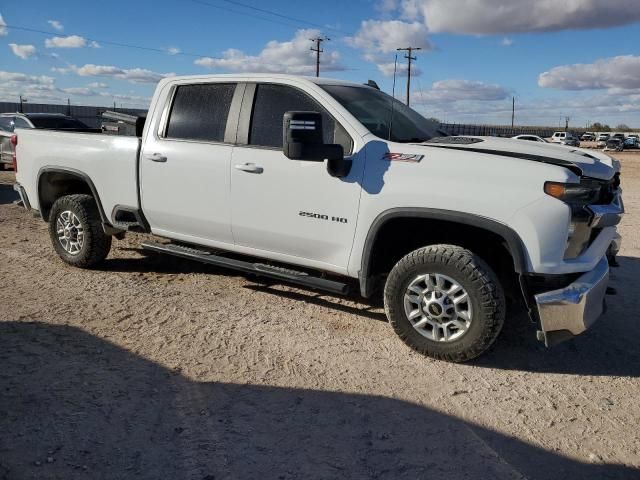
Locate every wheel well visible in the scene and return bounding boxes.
[362,216,522,300]
[38,170,101,222]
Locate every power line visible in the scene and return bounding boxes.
[310,37,329,77]
[4,23,360,73]
[191,0,351,34]
[5,24,224,59]
[397,47,421,106]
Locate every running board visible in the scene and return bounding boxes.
[141,242,349,295]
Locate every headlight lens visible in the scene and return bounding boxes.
[544,181,600,204]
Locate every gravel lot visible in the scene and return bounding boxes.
[1,153,640,480]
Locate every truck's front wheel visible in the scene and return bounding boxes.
[384,244,505,362]
[48,194,112,268]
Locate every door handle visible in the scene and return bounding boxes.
[234,163,263,174]
[144,153,167,163]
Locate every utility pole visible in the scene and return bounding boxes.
[511,96,515,128]
[565,116,570,131]
[397,47,421,106]
[19,94,25,113]
[310,36,329,77]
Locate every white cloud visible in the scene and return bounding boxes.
[346,20,431,76]
[539,55,640,90]
[47,20,64,31]
[0,71,55,85]
[62,87,98,96]
[414,79,510,104]
[364,53,423,77]
[166,47,181,55]
[195,29,344,74]
[398,0,640,34]
[45,35,87,48]
[89,41,101,48]
[347,20,432,54]
[0,14,7,36]
[75,64,173,84]
[0,69,151,107]
[9,43,37,59]
[501,37,513,47]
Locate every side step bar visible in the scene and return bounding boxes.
[141,242,349,295]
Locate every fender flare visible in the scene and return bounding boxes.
[37,166,108,224]
[359,207,530,297]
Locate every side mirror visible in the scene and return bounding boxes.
[283,111,351,178]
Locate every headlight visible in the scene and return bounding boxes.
[544,181,601,204]
[544,181,601,259]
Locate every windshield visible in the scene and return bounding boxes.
[321,85,446,143]
[29,116,89,129]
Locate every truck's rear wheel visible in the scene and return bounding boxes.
[384,244,505,362]
[48,194,112,268]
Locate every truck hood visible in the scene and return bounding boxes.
[421,136,617,180]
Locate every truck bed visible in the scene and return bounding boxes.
[15,128,141,221]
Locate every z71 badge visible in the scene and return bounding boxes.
[382,153,424,163]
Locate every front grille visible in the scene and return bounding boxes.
[581,173,620,205]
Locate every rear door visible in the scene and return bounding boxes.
[140,82,240,245]
[230,82,363,270]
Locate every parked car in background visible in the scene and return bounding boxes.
[624,137,638,149]
[581,132,595,141]
[0,113,96,169]
[560,135,580,147]
[604,138,624,152]
[512,134,548,143]
[612,133,626,143]
[597,133,610,147]
[550,131,568,143]
[628,134,639,141]
[550,131,580,145]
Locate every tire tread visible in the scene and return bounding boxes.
[384,244,505,362]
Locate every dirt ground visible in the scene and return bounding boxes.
[1,152,640,480]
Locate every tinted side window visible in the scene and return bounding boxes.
[166,83,236,142]
[0,117,14,132]
[13,117,32,128]
[249,84,352,153]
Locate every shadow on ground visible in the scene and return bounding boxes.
[0,183,18,205]
[472,255,640,378]
[0,321,637,480]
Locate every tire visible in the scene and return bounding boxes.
[48,194,112,268]
[384,244,505,362]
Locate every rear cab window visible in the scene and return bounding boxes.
[165,83,236,142]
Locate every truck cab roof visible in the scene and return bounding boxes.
[156,73,373,89]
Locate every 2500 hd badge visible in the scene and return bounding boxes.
[299,211,348,224]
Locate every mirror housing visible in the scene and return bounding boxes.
[283,111,351,178]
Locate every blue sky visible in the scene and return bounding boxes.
[2,0,640,127]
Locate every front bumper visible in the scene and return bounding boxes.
[534,257,609,346]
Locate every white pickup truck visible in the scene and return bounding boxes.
[13,74,624,362]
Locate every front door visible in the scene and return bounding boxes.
[230,83,363,269]
[140,82,238,245]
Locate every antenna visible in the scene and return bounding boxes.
[389,53,398,141]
